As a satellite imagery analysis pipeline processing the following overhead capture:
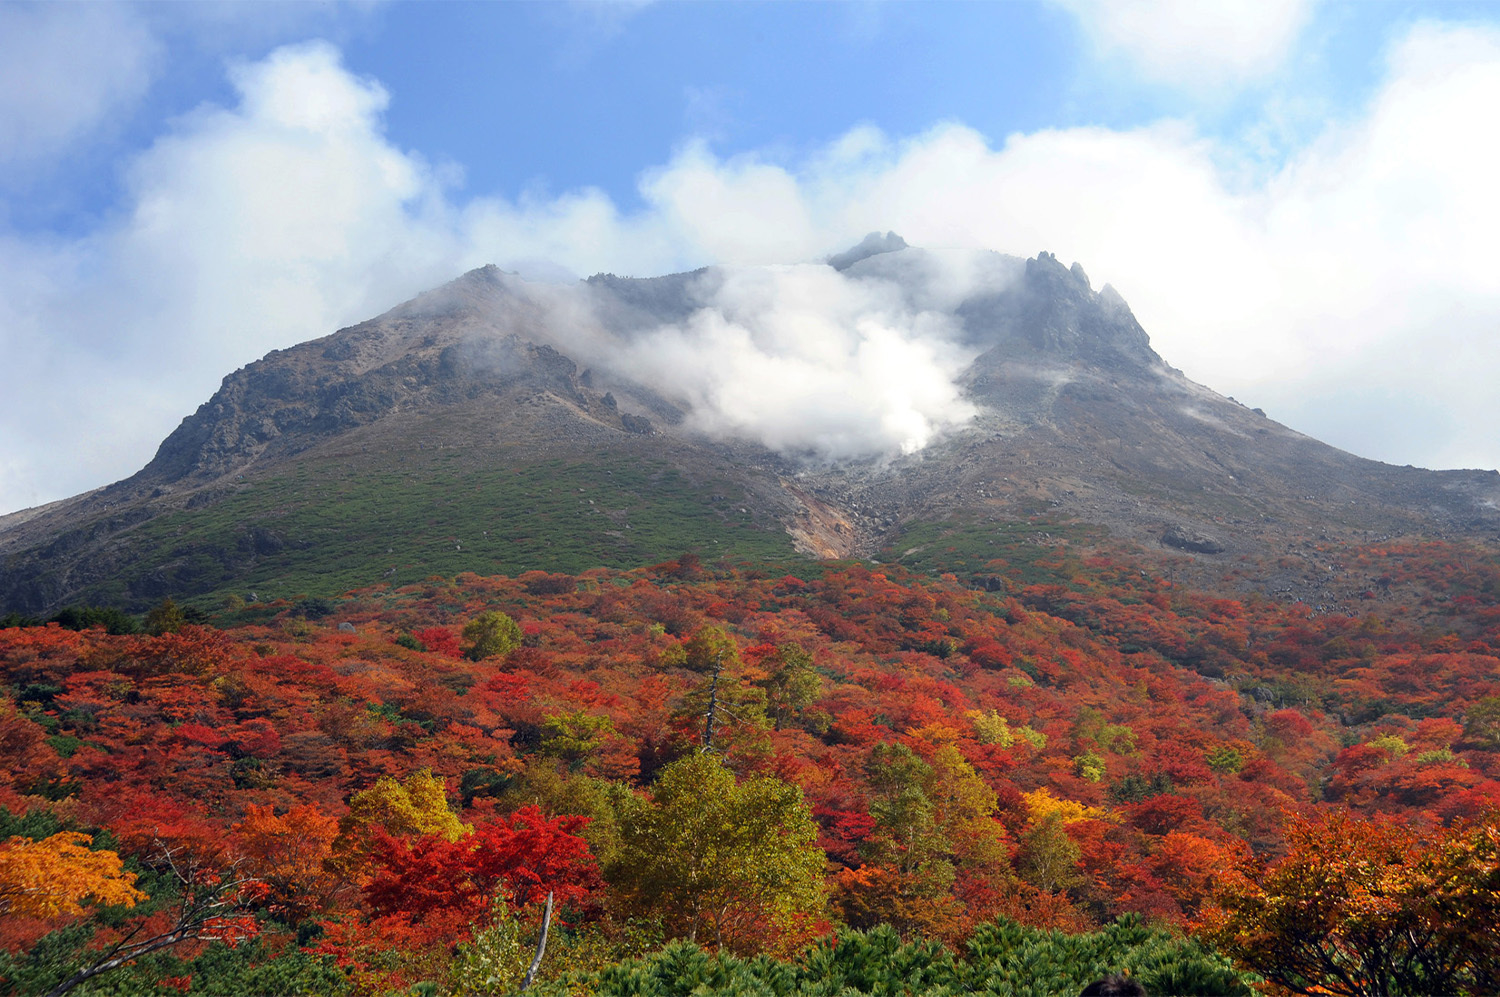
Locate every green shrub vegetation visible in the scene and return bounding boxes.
[532,916,1253,997]
[65,450,802,611]
[462,610,522,660]
[880,517,1101,585]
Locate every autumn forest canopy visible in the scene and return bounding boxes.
[2,537,1499,996]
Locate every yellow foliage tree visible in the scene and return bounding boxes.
[0,832,146,918]
[1021,788,1115,826]
[967,709,1016,747]
[332,769,471,876]
[964,709,1045,751]
[347,769,471,841]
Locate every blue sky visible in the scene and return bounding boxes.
[3,0,1500,514]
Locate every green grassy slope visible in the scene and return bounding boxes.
[75,448,801,609]
[879,516,1103,582]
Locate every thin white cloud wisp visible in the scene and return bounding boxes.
[1055,0,1315,88]
[0,3,160,168]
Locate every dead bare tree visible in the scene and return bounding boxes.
[702,649,723,750]
[519,890,555,991]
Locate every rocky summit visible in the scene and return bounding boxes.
[3,236,1498,614]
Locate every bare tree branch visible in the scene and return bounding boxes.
[42,838,262,997]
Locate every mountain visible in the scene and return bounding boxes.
[3,237,1498,614]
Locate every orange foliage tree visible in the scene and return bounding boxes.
[0,832,145,918]
[1200,809,1500,996]
[232,803,343,923]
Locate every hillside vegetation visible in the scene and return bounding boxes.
[2,536,1499,995]
[14,448,797,613]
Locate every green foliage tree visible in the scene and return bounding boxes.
[462,610,522,661]
[609,752,826,954]
[675,674,769,750]
[837,741,1008,938]
[501,760,633,868]
[924,745,1006,867]
[540,710,617,767]
[754,642,822,731]
[0,933,349,997]
[1463,696,1500,750]
[564,915,1252,997]
[1074,706,1137,755]
[673,630,770,749]
[1017,812,1084,893]
[144,597,187,635]
[448,894,533,996]
[48,606,139,635]
[863,742,949,882]
[1074,751,1107,783]
[681,624,740,673]
[1206,746,1245,774]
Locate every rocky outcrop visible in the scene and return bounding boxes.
[828,231,909,271]
[1161,526,1226,555]
[133,270,664,487]
[960,250,1160,375]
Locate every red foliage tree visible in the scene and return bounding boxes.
[363,805,602,940]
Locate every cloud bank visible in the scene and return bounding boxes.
[5,20,1500,513]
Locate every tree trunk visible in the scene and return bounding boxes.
[520,891,554,991]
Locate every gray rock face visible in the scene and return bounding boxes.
[131,243,1161,490]
[959,250,1158,372]
[136,269,656,487]
[828,231,909,271]
[1161,527,1226,555]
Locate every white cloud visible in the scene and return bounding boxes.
[609,264,981,458]
[0,1,381,177]
[5,20,1500,515]
[0,41,464,512]
[115,39,462,355]
[1056,0,1314,88]
[0,3,160,167]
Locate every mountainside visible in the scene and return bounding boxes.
[3,237,1499,614]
